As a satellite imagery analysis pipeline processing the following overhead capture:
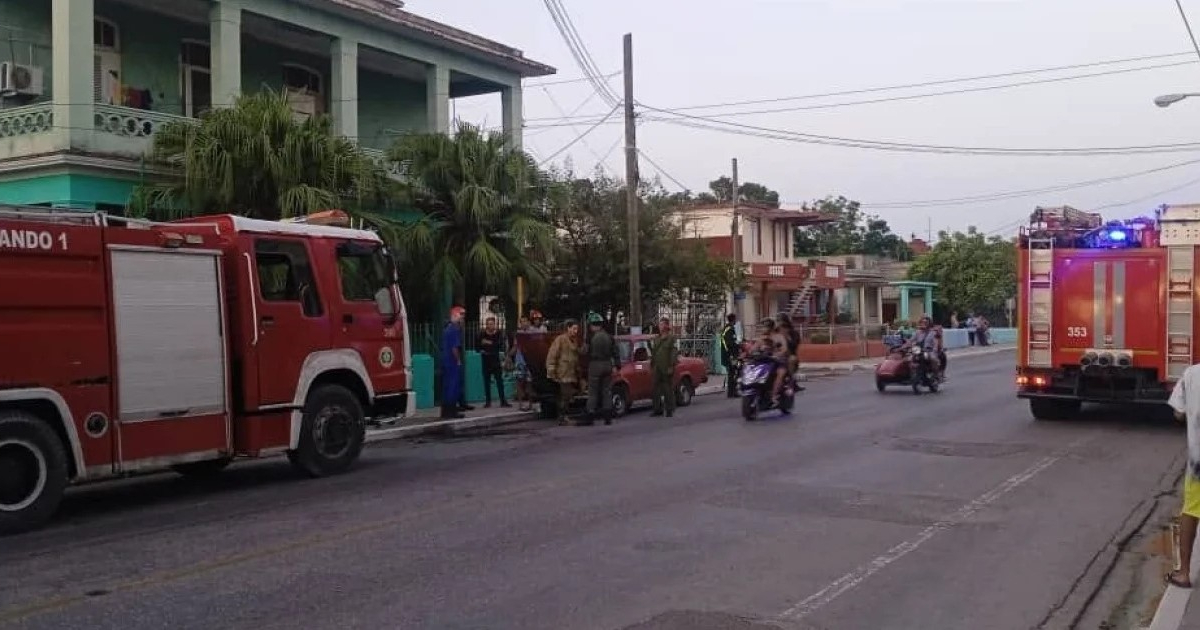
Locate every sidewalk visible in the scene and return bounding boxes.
[798,342,1015,374]
[365,381,726,444]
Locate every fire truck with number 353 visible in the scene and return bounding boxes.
[0,206,414,535]
[1016,204,1200,420]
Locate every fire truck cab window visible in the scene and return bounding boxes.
[336,243,394,315]
[254,239,323,317]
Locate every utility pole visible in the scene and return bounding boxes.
[623,33,642,332]
[730,158,744,327]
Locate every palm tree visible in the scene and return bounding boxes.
[129,89,393,222]
[388,122,553,317]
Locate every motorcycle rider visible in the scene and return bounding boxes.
[906,316,941,376]
[773,313,801,403]
[934,324,948,379]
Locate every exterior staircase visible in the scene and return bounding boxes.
[786,279,818,319]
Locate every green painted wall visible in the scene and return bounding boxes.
[0,0,430,131]
[0,173,139,207]
[358,69,426,150]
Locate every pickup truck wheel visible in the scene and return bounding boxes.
[1029,398,1081,421]
[676,378,695,407]
[611,384,630,418]
[0,411,69,536]
[288,384,366,478]
[171,458,232,478]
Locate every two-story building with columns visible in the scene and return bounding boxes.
[0,0,553,210]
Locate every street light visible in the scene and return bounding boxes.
[1154,93,1200,108]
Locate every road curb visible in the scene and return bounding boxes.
[1040,450,1186,630]
[365,382,727,445]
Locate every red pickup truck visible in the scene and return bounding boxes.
[518,332,709,417]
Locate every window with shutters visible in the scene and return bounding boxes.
[281,64,323,121]
[93,18,121,104]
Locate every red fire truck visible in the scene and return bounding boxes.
[0,206,414,534]
[1016,203,1194,420]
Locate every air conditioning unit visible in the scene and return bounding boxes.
[0,62,45,97]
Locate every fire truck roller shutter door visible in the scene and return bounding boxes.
[1113,261,1126,349]
[1093,261,1106,349]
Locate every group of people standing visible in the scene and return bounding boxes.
[440,308,680,425]
[949,311,991,346]
[440,308,549,420]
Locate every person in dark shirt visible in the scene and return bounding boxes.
[441,306,466,419]
[479,316,509,408]
[720,314,739,398]
[584,313,620,425]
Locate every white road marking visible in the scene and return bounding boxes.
[778,436,1092,621]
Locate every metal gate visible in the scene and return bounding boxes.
[659,302,725,372]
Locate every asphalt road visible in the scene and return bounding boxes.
[0,350,1187,630]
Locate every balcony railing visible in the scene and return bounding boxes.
[0,103,54,139]
[94,104,191,140]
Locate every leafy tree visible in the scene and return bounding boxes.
[694,176,781,207]
[906,227,1016,319]
[129,89,392,221]
[387,122,554,321]
[792,196,911,259]
[542,173,744,325]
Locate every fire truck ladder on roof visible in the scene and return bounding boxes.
[1026,237,1054,368]
[1166,246,1194,381]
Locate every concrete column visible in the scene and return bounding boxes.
[426,64,451,134]
[875,287,884,324]
[51,0,94,149]
[859,285,867,323]
[210,0,242,108]
[501,84,523,149]
[924,289,933,319]
[330,37,359,139]
[899,288,910,321]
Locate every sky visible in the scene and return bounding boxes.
[410,0,1200,242]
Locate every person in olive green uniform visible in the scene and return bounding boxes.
[650,317,679,417]
[584,313,620,425]
[546,319,582,425]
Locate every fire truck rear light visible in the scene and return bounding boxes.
[1032,376,1047,386]
[1016,376,1028,385]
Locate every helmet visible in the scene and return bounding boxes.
[587,312,604,324]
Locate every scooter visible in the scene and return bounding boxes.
[740,351,797,421]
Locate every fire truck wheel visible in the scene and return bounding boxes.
[0,411,69,536]
[1029,398,1081,421]
[288,384,366,478]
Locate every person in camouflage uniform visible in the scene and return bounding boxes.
[546,319,583,425]
[584,313,620,425]
[650,317,679,417]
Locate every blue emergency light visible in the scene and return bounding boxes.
[1107,229,1127,241]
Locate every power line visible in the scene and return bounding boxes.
[537,103,620,165]
[861,157,1200,208]
[526,59,1197,123]
[525,71,619,87]
[1176,0,1200,64]
[525,51,1196,123]
[1093,172,1200,210]
[541,0,620,107]
[540,86,613,173]
[636,148,691,192]
[634,104,1200,156]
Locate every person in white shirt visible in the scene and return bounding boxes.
[1167,364,1200,589]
